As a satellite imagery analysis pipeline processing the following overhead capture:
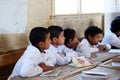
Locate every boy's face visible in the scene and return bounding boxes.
[88,33,103,45]
[56,31,65,45]
[69,34,79,49]
[42,33,51,50]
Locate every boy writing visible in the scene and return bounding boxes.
[76,26,111,58]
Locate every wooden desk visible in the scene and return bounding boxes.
[99,58,120,70]
[11,51,120,80]
[91,51,120,62]
[11,65,95,80]
[67,67,120,80]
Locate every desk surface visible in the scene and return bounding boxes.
[67,67,120,80]
[91,51,120,62]
[11,65,95,80]
[11,51,120,80]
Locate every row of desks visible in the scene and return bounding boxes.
[11,51,120,80]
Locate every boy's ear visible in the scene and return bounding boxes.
[69,39,73,43]
[53,37,57,43]
[38,41,44,47]
[88,35,92,39]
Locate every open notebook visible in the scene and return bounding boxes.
[69,56,94,68]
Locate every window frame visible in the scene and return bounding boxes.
[52,0,104,15]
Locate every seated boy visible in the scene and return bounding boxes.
[102,18,120,49]
[48,25,78,65]
[64,28,79,50]
[8,27,56,80]
[76,26,111,58]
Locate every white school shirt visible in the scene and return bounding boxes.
[102,30,120,48]
[8,44,56,80]
[76,39,111,58]
[58,45,78,57]
[48,44,77,65]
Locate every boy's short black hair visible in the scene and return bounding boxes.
[114,16,120,19]
[64,28,76,45]
[84,26,103,39]
[29,27,49,47]
[110,18,120,33]
[48,25,63,40]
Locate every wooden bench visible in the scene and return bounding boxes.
[0,48,25,80]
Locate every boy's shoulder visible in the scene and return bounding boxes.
[25,44,41,54]
[78,39,89,45]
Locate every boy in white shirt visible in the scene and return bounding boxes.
[76,26,111,58]
[8,27,56,80]
[102,18,120,49]
[64,28,79,57]
[48,25,77,65]
[64,28,79,50]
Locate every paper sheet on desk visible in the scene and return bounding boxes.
[109,49,120,54]
[112,62,120,67]
[69,56,94,68]
[81,71,108,79]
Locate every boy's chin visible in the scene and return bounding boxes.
[59,43,64,45]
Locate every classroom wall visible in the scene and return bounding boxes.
[0,0,52,52]
[49,14,104,38]
[0,0,104,52]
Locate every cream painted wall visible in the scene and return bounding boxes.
[49,14,104,38]
[0,0,104,52]
[0,0,52,52]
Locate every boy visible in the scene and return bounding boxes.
[102,18,120,49]
[64,28,79,50]
[76,26,111,58]
[8,27,56,80]
[48,25,77,65]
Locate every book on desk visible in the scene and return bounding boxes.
[69,56,94,68]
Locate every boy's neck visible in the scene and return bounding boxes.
[51,42,58,48]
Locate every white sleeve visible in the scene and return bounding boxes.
[76,43,98,58]
[44,50,57,67]
[76,43,91,58]
[108,35,120,48]
[20,55,43,77]
[55,53,71,65]
[98,42,111,50]
[61,45,78,57]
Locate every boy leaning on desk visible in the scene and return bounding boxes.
[8,27,56,80]
[76,26,111,58]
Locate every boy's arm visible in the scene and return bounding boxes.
[39,63,54,72]
[20,54,43,77]
[55,53,71,65]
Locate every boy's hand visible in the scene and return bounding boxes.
[58,52,66,57]
[91,52,97,58]
[97,45,106,51]
[39,63,54,72]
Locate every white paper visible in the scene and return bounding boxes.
[109,49,120,54]
[69,56,94,67]
[112,62,120,67]
[82,71,108,76]
[81,71,108,79]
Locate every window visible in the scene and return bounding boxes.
[55,0,79,14]
[54,0,104,15]
[81,0,104,13]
